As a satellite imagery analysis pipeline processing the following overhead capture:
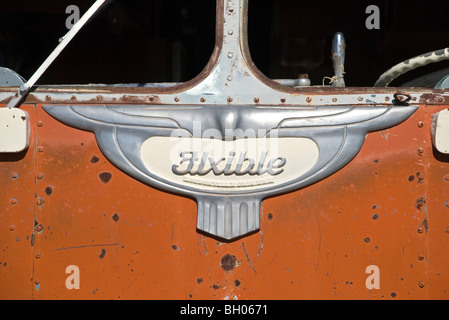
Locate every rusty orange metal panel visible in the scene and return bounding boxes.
[0,105,36,299]
[0,103,447,300]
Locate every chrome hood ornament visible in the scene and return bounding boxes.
[43,0,417,240]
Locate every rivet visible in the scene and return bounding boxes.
[37,121,43,127]
[200,97,206,103]
[36,225,43,232]
[37,147,44,153]
[445,201,449,208]
[149,96,155,102]
[36,197,44,206]
[418,121,424,128]
[418,227,424,233]
[70,95,77,101]
[11,172,18,180]
[417,147,424,154]
[418,281,425,288]
[306,97,312,103]
[227,52,234,59]
[96,95,103,101]
[227,75,233,81]
[418,255,424,261]
[445,227,449,233]
[122,95,129,101]
[385,97,390,102]
[228,30,234,35]
[45,95,51,101]
[280,98,286,103]
[332,97,338,103]
[34,279,40,285]
[174,97,180,102]
[10,198,17,205]
[227,97,233,103]
[35,252,41,259]
[444,175,449,182]
[358,97,363,102]
[254,97,260,103]
[37,173,44,180]
[9,225,15,231]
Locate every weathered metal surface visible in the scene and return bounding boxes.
[1,102,449,299]
[1,0,449,302]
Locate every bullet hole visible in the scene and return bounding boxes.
[197,278,203,284]
[234,279,241,287]
[112,213,119,223]
[391,292,397,298]
[408,175,415,182]
[172,245,178,250]
[99,172,112,184]
[372,204,377,210]
[267,213,273,220]
[45,186,53,196]
[212,284,221,290]
[90,156,100,164]
[364,237,371,243]
[221,254,237,272]
[99,248,106,259]
[374,159,379,163]
[372,213,379,220]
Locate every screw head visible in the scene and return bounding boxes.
[36,197,44,206]
[418,281,425,288]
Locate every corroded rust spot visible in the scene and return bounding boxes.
[90,156,100,164]
[416,197,426,210]
[99,172,112,184]
[99,248,106,259]
[45,186,53,196]
[112,213,119,223]
[220,254,237,272]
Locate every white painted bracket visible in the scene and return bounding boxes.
[0,108,30,153]
[432,109,449,154]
